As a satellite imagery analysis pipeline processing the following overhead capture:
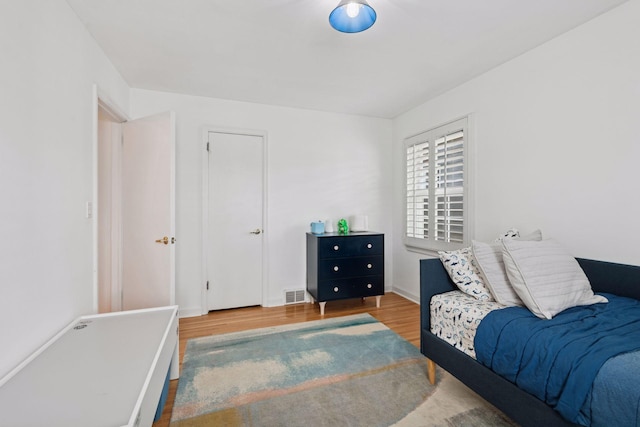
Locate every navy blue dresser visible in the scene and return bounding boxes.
[306,231,384,315]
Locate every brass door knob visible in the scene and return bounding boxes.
[155,236,169,245]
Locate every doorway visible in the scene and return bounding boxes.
[97,104,124,313]
[204,130,267,311]
[95,91,176,313]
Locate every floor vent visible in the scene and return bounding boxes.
[285,289,306,305]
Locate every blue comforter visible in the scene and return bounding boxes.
[474,294,640,424]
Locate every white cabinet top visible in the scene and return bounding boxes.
[0,306,178,427]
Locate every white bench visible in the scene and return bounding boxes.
[0,306,179,427]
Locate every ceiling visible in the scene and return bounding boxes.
[66,0,628,119]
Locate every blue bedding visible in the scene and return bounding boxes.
[586,350,640,426]
[474,294,640,425]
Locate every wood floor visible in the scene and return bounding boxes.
[153,292,420,426]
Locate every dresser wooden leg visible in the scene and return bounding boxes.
[375,295,381,308]
[427,359,436,385]
[319,301,326,316]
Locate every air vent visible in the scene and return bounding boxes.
[284,289,306,305]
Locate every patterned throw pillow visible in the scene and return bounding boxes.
[438,247,494,301]
[494,228,520,242]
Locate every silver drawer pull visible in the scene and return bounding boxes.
[367,263,372,269]
[333,266,339,271]
[334,287,339,292]
[367,283,372,289]
[367,243,372,249]
[333,245,339,251]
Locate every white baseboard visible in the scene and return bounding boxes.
[178,306,203,318]
[264,297,285,308]
[390,287,420,305]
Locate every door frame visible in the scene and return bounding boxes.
[201,127,269,315]
[92,84,129,313]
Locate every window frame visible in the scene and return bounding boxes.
[403,115,474,253]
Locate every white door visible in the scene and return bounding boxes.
[206,131,264,311]
[121,112,176,310]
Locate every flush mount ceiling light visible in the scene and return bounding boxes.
[329,0,377,33]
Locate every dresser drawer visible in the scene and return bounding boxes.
[316,276,384,301]
[318,235,383,258]
[317,256,383,280]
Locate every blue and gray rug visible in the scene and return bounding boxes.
[170,314,515,427]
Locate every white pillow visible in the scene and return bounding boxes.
[438,247,494,301]
[472,229,542,306]
[501,239,607,319]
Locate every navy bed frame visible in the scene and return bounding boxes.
[419,257,640,427]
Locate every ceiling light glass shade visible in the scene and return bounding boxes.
[329,0,377,33]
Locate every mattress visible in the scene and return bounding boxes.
[430,290,505,358]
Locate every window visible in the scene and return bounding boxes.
[404,116,471,252]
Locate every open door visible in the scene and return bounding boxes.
[121,112,176,310]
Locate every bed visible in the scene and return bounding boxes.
[420,257,640,427]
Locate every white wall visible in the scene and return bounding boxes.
[130,90,393,315]
[391,0,640,300]
[0,1,130,378]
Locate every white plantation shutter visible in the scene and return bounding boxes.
[404,117,471,251]
[435,130,464,243]
[406,140,429,239]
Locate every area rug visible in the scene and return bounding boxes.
[170,314,516,427]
